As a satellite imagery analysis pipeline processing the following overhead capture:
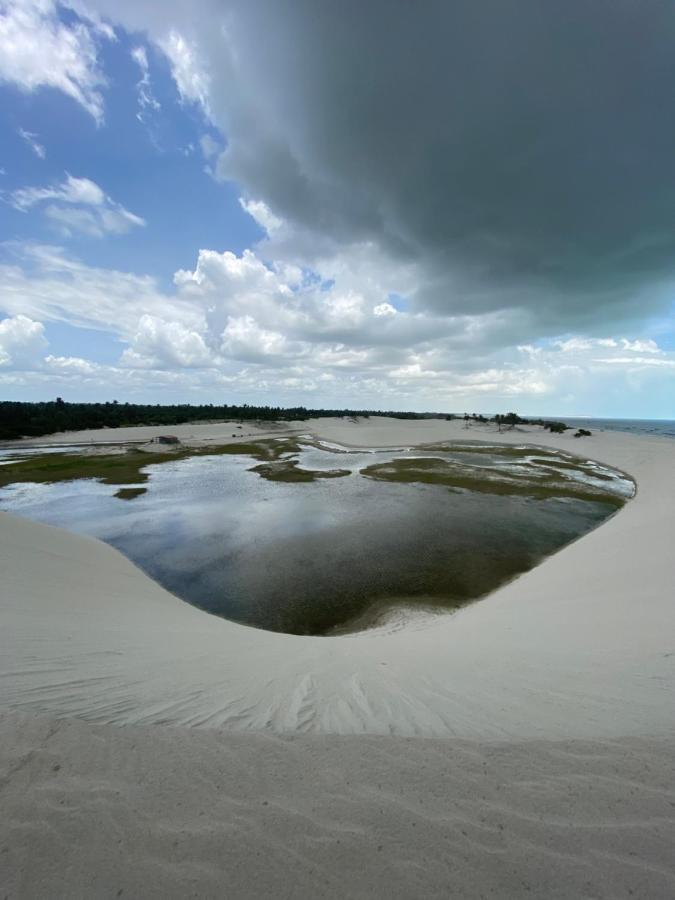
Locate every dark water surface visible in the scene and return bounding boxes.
[0,443,633,635]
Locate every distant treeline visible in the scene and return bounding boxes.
[472,411,571,433]
[0,400,440,441]
[0,401,574,442]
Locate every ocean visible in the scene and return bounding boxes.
[558,418,675,439]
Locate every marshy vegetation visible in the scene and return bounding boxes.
[0,438,631,506]
[0,436,350,495]
[361,447,628,508]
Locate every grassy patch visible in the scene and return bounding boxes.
[114,487,147,500]
[420,442,564,459]
[0,449,180,489]
[360,457,625,507]
[249,460,350,482]
[204,437,304,462]
[0,437,304,492]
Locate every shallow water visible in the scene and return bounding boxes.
[0,442,632,635]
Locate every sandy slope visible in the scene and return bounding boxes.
[1,418,674,897]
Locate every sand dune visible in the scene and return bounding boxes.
[1,418,674,897]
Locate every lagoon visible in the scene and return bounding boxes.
[0,440,632,635]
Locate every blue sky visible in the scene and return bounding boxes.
[1,1,674,417]
[1,26,261,281]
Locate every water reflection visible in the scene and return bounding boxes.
[0,444,629,635]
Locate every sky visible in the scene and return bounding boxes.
[0,0,674,417]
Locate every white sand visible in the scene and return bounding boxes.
[1,418,674,897]
[4,418,299,447]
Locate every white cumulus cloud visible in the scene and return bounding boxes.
[220,314,292,363]
[373,302,397,317]
[120,314,212,369]
[0,313,47,367]
[44,354,98,374]
[620,338,661,353]
[3,240,673,412]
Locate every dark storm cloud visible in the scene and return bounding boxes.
[204,0,675,324]
[92,0,675,332]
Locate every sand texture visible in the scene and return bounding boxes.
[1,418,674,897]
[2,712,674,899]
